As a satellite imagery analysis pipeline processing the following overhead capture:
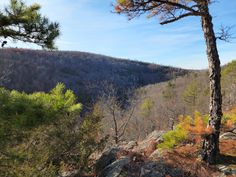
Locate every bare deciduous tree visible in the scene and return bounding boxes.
[96,85,137,145]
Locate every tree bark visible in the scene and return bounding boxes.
[200,2,223,164]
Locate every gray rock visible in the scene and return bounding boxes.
[60,170,79,177]
[134,131,165,153]
[149,149,163,159]
[95,147,120,174]
[218,165,236,176]
[140,162,183,177]
[97,157,130,177]
[140,162,166,177]
[146,131,166,142]
[220,132,236,140]
[123,141,137,150]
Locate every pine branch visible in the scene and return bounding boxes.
[160,12,198,25]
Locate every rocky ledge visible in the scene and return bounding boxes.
[94,129,236,177]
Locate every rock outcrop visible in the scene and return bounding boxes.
[94,130,181,177]
[95,147,121,175]
[93,129,236,177]
[220,128,236,140]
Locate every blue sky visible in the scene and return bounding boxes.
[1,0,236,69]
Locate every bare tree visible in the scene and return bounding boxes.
[162,81,180,130]
[96,85,137,145]
[115,0,230,164]
[216,25,234,43]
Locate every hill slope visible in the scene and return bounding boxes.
[0,48,188,102]
[121,60,236,139]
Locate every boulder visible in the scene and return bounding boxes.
[60,170,79,177]
[140,162,183,177]
[123,141,137,150]
[218,165,236,176]
[94,147,120,174]
[97,157,130,177]
[220,132,236,140]
[146,131,166,142]
[133,131,165,155]
[149,149,163,160]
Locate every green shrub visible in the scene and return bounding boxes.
[157,125,188,149]
[157,108,236,150]
[0,83,81,129]
[0,83,106,177]
[140,98,154,118]
[157,112,207,150]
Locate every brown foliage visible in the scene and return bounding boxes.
[163,145,219,177]
[143,140,158,157]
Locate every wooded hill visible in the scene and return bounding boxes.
[0,48,187,103]
[121,60,236,139]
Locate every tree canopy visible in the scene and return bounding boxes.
[0,0,60,49]
[115,0,205,24]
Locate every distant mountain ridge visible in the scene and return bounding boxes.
[0,48,189,103]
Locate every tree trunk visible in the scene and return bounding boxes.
[200,2,223,164]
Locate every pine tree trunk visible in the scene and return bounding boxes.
[200,2,223,164]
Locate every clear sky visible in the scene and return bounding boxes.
[1,0,236,69]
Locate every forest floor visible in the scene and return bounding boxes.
[161,139,236,176]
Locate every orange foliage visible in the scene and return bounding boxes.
[179,113,210,135]
[162,107,236,149]
[115,5,122,13]
[188,114,205,134]
[116,0,133,11]
[222,106,236,131]
[226,119,234,128]
[177,113,215,144]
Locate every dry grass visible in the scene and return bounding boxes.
[162,145,217,177]
[159,138,236,177]
[220,140,236,156]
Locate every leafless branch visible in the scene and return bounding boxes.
[160,12,198,25]
[216,25,235,43]
[118,101,137,139]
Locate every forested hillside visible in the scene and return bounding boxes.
[0,48,187,103]
[116,60,236,140]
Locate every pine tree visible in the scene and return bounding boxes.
[115,0,225,164]
[183,80,200,112]
[0,0,59,49]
